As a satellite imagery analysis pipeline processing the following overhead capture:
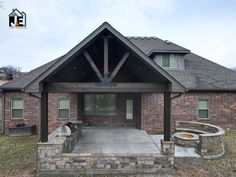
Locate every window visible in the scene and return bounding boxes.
[11,99,23,119]
[198,100,209,119]
[58,99,70,118]
[84,94,116,116]
[161,54,180,68]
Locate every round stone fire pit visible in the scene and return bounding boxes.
[173,132,199,148]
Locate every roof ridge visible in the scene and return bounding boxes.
[126,36,158,40]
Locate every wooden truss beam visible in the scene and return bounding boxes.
[45,82,167,92]
[109,52,130,82]
[104,37,109,79]
[83,50,104,82]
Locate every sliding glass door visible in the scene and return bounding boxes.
[84,94,116,116]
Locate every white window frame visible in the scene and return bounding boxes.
[58,98,70,119]
[11,98,24,119]
[197,99,210,120]
[161,54,180,69]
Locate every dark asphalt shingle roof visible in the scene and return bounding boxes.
[167,53,236,91]
[127,37,190,55]
[1,37,236,91]
[0,57,61,90]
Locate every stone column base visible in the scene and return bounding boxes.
[161,139,175,166]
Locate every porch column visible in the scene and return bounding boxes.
[40,92,48,142]
[164,91,171,141]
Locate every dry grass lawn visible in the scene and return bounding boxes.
[0,135,37,177]
[0,132,235,177]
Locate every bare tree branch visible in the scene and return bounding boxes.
[0,1,4,9]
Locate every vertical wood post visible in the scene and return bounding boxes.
[104,37,108,79]
[40,92,48,142]
[164,91,171,141]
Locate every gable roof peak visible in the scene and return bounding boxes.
[127,36,158,40]
[1,22,185,93]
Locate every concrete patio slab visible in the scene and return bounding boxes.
[73,127,161,154]
[150,135,201,158]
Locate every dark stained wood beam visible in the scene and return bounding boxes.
[109,52,130,82]
[40,92,48,142]
[45,82,168,92]
[164,91,171,141]
[83,51,104,82]
[104,37,108,79]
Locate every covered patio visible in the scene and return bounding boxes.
[73,127,160,154]
[27,22,185,143]
[34,22,186,174]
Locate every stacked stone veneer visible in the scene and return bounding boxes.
[38,128,174,175]
[173,132,199,148]
[38,126,80,170]
[161,140,175,165]
[38,145,174,174]
[176,121,225,159]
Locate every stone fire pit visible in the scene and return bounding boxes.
[175,121,225,159]
[173,132,199,148]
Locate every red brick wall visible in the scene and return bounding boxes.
[3,92,80,133]
[48,93,79,132]
[3,91,236,134]
[4,92,40,133]
[141,93,164,133]
[3,92,140,133]
[141,92,236,133]
[172,92,236,130]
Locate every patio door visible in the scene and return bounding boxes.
[126,99,134,120]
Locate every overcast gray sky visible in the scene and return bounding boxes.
[0,0,236,71]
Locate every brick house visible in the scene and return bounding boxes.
[1,22,236,141]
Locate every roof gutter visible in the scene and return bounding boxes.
[0,87,22,92]
[28,92,41,99]
[148,50,191,56]
[171,92,182,99]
